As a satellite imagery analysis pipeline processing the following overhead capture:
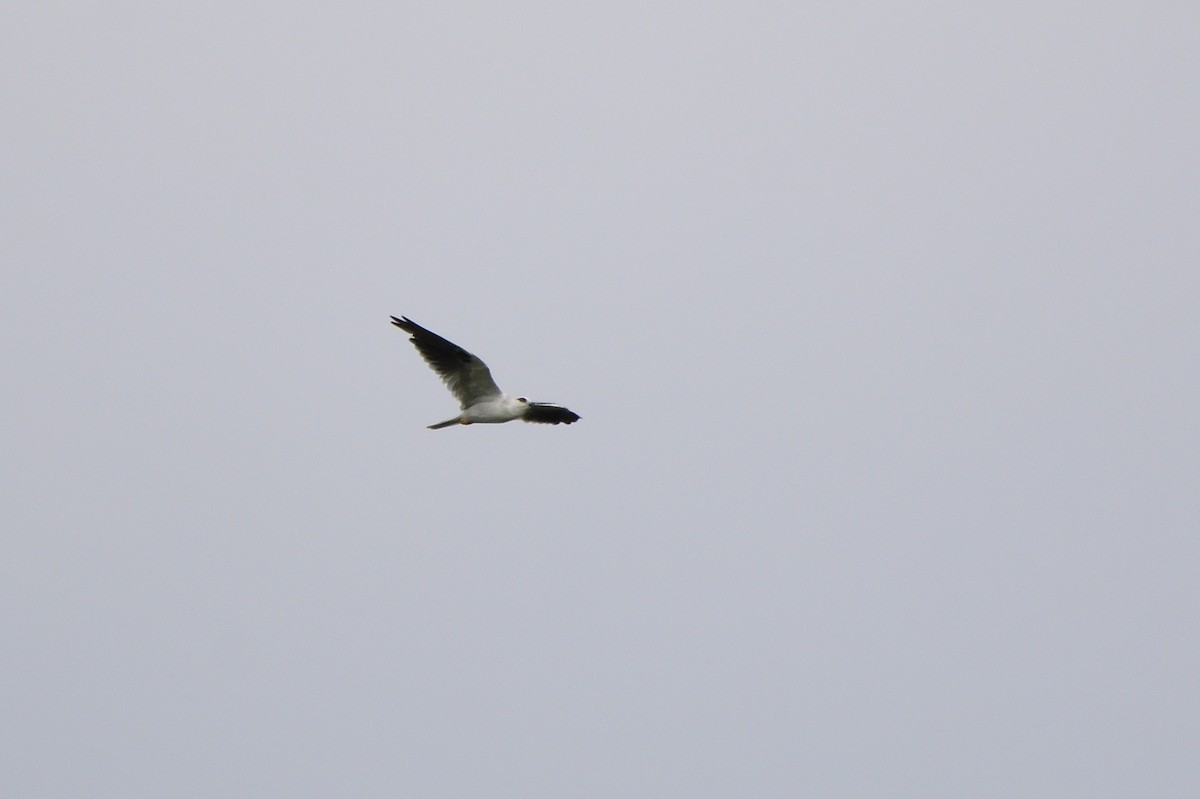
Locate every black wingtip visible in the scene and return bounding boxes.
[523,403,582,425]
[391,315,418,335]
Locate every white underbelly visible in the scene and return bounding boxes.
[462,399,520,423]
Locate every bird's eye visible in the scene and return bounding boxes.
[517,397,528,403]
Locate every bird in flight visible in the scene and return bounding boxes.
[391,316,581,429]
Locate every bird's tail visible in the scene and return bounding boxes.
[427,417,461,430]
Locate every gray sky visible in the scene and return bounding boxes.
[4,2,1198,796]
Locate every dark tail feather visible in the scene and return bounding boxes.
[427,417,460,430]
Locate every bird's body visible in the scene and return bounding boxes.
[432,395,528,428]
[390,316,580,429]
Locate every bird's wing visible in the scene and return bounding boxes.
[391,316,503,408]
[522,402,581,425]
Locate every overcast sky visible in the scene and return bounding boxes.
[3,2,1198,797]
